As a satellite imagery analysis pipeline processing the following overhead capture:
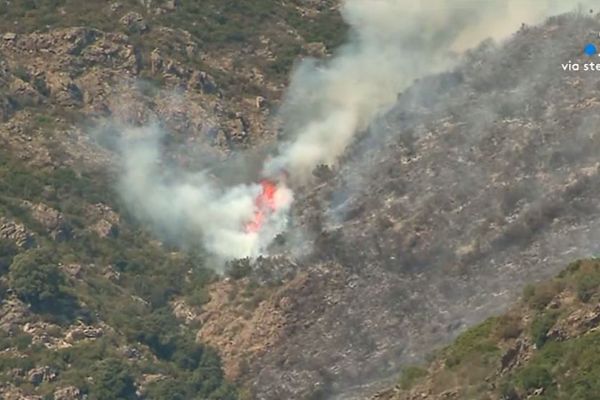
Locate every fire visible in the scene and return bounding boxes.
[245,179,279,233]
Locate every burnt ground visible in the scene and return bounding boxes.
[228,13,600,399]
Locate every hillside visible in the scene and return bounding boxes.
[3,2,600,400]
[193,11,600,399]
[0,1,345,399]
[373,259,600,400]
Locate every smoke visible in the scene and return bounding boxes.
[266,0,592,181]
[114,0,591,262]
[117,124,292,261]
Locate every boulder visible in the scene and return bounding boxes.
[256,96,267,109]
[164,0,178,11]
[63,263,83,278]
[3,32,16,41]
[87,203,120,238]
[120,12,148,33]
[27,366,56,386]
[22,202,71,241]
[53,386,82,400]
[0,218,35,248]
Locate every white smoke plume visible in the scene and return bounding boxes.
[266,0,592,180]
[117,0,591,261]
[118,125,293,261]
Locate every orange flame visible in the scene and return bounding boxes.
[245,179,279,233]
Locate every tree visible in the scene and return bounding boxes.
[9,248,64,307]
[128,307,180,360]
[518,364,552,391]
[189,347,227,397]
[0,238,18,275]
[91,358,137,400]
[145,378,189,400]
[206,384,238,400]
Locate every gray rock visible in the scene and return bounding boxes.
[54,386,82,400]
[119,12,148,33]
[28,366,56,386]
[0,218,35,248]
[164,0,178,11]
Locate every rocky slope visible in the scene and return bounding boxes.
[0,1,346,399]
[4,2,600,400]
[372,259,600,399]
[196,12,600,399]
[0,0,345,164]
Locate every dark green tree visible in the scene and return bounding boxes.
[90,358,137,400]
[9,248,64,307]
[129,307,179,360]
[145,378,190,400]
[0,238,18,275]
[206,384,238,400]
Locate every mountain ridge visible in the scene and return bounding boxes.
[2,3,600,400]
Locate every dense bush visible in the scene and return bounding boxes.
[386,260,600,399]
[9,248,65,307]
[495,314,522,340]
[145,379,189,400]
[142,340,236,400]
[444,318,500,368]
[530,311,559,348]
[126,307,181,360]
[506,332,600,397]
[226,257,252,280]
[517,364,553,391]
[523,281,562,310]
[0,238,18,274]
[90,358,137,400]
[399,366,428,390]
[575,270,600,302]
[0,330,32,351]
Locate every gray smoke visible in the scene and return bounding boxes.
[117,124,292,261]
[266,0,592,181]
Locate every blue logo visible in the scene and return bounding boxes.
[584,43,597,56]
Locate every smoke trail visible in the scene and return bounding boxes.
[265,0,592,181]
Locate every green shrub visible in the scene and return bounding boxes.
[0,355,35,373]
[530,311,559,348]
[14,332,33,351]
[498,381,519,399]
[444,318,500,368]
[185,287,211,308]
[522,284,536,301]
[0,330,32,351]
[495,314,522,340]
[13,65,31,82]
[90,358,137,400]
[575,272,600,302]
[172,336,206,371]
[523,281,562,310]
[145,379,189,400]
[9,248,65,307]
[144,345,236,400]
[518,364,552,391]
[558,259,582,277]
[127,307,180,360]
[507,330,600,397]
[207,384,238,400]
[227,258,252,280]
[399,366,428,390]
[0,238,19,275]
